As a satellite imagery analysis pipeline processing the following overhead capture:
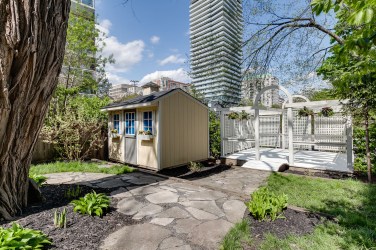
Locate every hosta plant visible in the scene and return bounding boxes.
[0,223,51,249]
[70,191,110,217]
[246,187,287,221]
[54,208,67,228]
[65,185,82,199]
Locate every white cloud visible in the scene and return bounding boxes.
[98,19,145,75]
[150,35,160,44]
[106,72,130,85]
[158,54,185,66]
[140,68,191,84]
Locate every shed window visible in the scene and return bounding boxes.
[125,112,135,135]
[113,114,120,134]
[143,111,153,133]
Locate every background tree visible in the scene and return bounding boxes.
[42,5,114,161]
[0,1,70,219]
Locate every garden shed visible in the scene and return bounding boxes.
[101,87,209,170]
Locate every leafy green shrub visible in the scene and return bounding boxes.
[246,187,287,221]
[29,174,47,187]
[188,161,204,172]
[54,208,67,228]
[70,191,110,217]
[0,223,51,249]
[209,111,221,158]
[353,125,376,176]
[65,185,82,199]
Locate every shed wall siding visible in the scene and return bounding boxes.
[160,92,209,169]
[136,106,159,169]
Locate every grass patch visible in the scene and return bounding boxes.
[30,161,135,176]
[259,173,376,249]
[220,220,252,250]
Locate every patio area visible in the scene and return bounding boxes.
[225,148,351,173]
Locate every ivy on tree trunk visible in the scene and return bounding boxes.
[0,0,70,220]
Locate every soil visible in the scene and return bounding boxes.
[159,160,231,179]
[1,184,141,250]
[247,208,322,248]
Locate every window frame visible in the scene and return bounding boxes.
[113,114,120,134]
[124,112,136,136]
[142,111,153,134]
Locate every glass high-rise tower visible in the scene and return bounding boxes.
[190,0,243,105]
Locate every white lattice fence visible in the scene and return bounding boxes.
[223,114,255,155]
[314,113,347,152]
[283,110,311,150]
[259,115,281,147]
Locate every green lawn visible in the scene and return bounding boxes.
[30,161,135,176]
[221,173,376,249]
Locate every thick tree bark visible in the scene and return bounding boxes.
[0,0,70,219]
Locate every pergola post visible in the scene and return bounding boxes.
[220,111,225,157]
[254,85,293,163]
[255,107,260,160]
[346,116,353,170]
[287,107,294,166]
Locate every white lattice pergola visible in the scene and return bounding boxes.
[218,86,353,173]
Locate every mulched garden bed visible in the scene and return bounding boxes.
[246,208,323,248]
[159,159,232,179]
[1,184,141,250]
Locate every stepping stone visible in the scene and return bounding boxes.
[150,217,174,226]
[133,204,163,220]
[129,186,163,196]
[223,200,247,223]
[101,224,171,250]
[169,182,205,192]
[155,206,190,219]
[97,179,126,189]
[186,207,218,220]
[173,218,201,234]
[127,178,156,185]
[159,185,178,193]
[185,190,227,201]
[188,219,233,249]
[146,191,179,204]
[117,197,145,216]
[110,188,133,199]
[179,200,224,217]
[159,237,186,249]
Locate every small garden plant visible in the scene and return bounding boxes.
[188,161,204,172]
[65,185,82,199]
[246,187,287,221]
[29,174,47,187]
[0,223,51,249]
[54,208,67,228]
[70,191,110,217]
[298,106,314,117]
[138,130,152,135]
[319,107,334,117]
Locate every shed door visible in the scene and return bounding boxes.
[124,111,137,165]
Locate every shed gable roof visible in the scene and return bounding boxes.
[101,88,208,111]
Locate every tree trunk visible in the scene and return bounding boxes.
[364,112,372,183]
[0,0,70,220]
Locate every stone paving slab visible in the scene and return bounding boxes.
[44,167,269,250]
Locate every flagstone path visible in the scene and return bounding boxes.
[45,167,269,250]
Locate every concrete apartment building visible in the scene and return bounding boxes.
[152,77,191,92]
[190,0,243,105]
[242,73,280,107]
[109,84,142,100]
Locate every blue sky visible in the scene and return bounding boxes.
[96,0,191,85]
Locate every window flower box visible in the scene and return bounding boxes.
[138,130,154,141]
[111,129,120,139]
